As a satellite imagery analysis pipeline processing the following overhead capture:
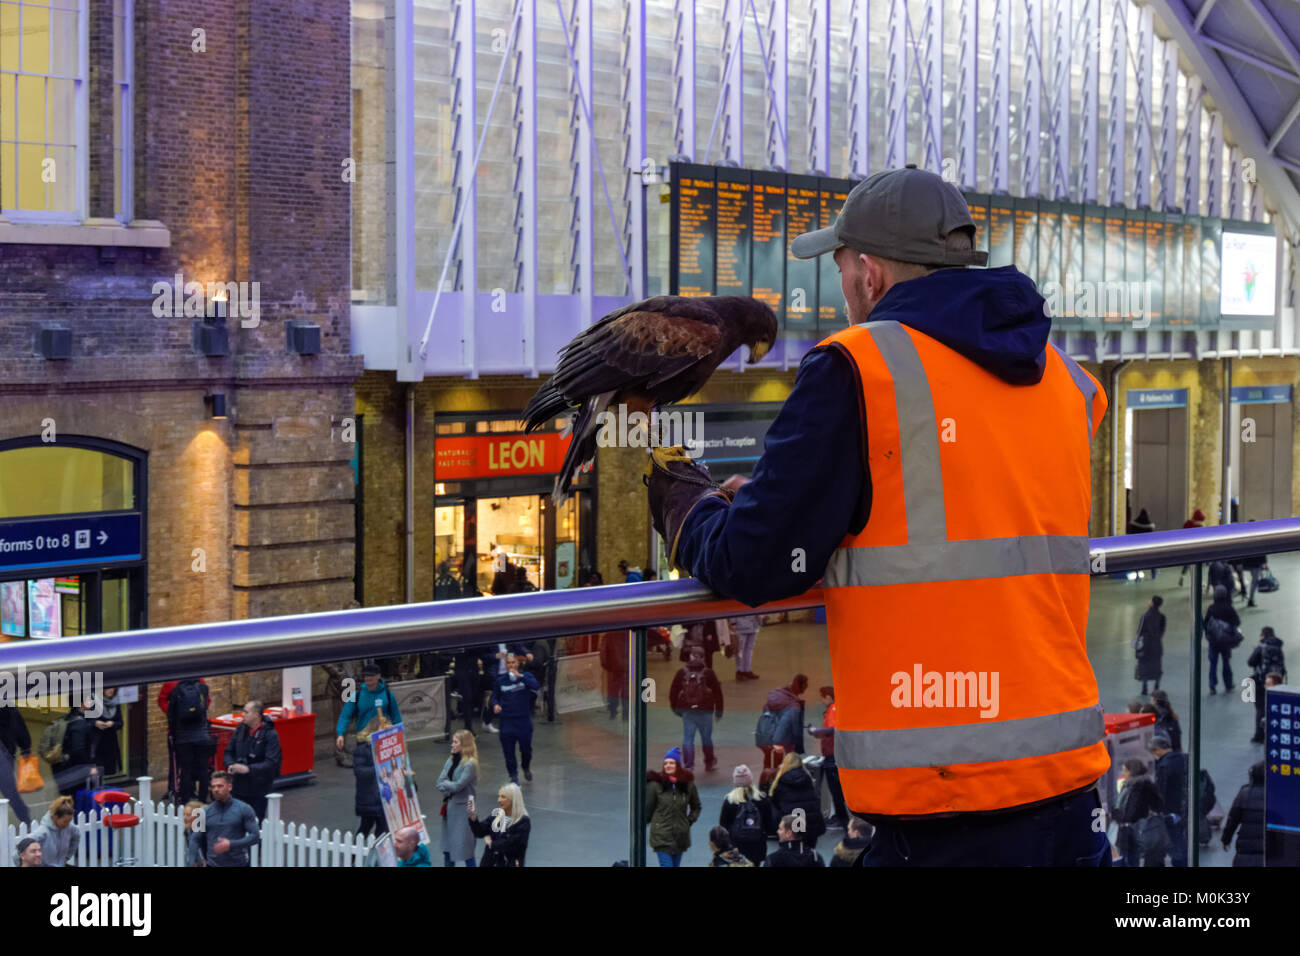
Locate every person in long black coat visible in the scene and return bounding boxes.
[1134,595,1166,696]
[352,730,388,838]
[1127,508,1158,578]
[53,700,101,797]
[768,752,826,849]
[1113,759,1167,867]
[1222,762,1266,867]
[1204,586,1241,695]
[91,688,124,777]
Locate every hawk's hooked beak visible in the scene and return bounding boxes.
[748,340,772,364]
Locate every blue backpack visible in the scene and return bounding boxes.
[754,711,780,747]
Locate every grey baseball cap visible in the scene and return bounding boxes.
[791,164,989,266]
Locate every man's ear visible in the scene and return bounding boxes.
[862,254,886,297]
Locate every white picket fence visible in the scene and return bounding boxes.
[0,777,377,867]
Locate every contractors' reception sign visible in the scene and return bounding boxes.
[435,432,573,480]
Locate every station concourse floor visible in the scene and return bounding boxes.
[11,555,1292,866]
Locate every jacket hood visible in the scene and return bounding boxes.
[870,266,1049,385]
[765,687,800,711]
[646,768,695,785]
[1192,509,1206,521]
[685,659,706,672]
[1262,634,1284,648]
[833,835,870,861]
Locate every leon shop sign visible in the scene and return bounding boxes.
[435,432,574,480]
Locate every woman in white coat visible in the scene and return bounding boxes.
[436,729,479,866]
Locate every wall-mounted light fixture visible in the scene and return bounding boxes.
[204,394,228,419]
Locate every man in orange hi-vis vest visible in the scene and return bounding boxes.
[646,166,1111,866]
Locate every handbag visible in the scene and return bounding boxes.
[17,754,44,792]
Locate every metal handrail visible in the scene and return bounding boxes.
[3,517,1298,686]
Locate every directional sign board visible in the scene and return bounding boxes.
[1265,684,1300,866]
[0,513,143,573]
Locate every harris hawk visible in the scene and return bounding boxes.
[522,295,777,504]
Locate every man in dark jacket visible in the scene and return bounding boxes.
[491,653,541,785]
[598,630,629,720]
[54,699,101,797]
[669,648,724,772]
[1222,761,1266,866]
[829,816,873,867]
[195,771,260,867]
[1207,560,1236,602]
[763,814,825,867]
[0,704,33,824]
[1135,595,1165,696]
[1204,586,1241,695]
[761,675,807,759]
[168,677,214,803]
[1149,734,1188,866]
[223,700,282,821]
[1240,551,1268,607]
[1248,628,1286,743]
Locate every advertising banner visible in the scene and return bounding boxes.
[555,651,604,714]
[387,677,447,742]
[370,724,429,843]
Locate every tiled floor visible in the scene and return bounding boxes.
[9,553,1292,865]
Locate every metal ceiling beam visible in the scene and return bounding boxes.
[1192,0,1218,31]
[1199,35,1300,83]
[1242,0,1300,77]
[1150,0,1300,234]
[1267,94,1300,152]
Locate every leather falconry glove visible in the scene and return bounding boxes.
[644,446,735,573]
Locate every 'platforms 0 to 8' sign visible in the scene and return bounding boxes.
[434,433,574,481]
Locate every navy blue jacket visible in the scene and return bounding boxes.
[676,266,1051,606]
[491,671,541,726]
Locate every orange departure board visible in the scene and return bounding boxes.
[670,163,716,297]
[989,196,1015,267]
[750,169,786,322]
[785,175,820,330]
[818,179,852,329]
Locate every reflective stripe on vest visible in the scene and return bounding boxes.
[836,704,1105,769]
[1049,343,1098,437]
[824,322,1094,588]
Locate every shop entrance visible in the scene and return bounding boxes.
[1127,401,1188,532]
[435,492,586,595]
[1229,391,1294,522]
[0,438,149,781]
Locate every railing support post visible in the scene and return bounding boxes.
[268,792,283,868]
[137,775,153,866]
[1189,562,1203,868]
[628,627,648,867]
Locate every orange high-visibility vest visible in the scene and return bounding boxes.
[818,319,1110,817]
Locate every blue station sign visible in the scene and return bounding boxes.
[1230,385,1293,405]
[0,513,143,573]
[1126,388,1189,409]
[1265,684,1300,865]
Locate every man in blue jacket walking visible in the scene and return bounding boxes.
[335,663,403,751]
[492,653,541,785]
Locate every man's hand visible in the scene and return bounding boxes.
[721,474,749,493]
[214,838,231,855]
[645,446,734,571]
[95,720,112,730]
[336,735,346,751]
[493,704,502,714]
[230,763,249,774]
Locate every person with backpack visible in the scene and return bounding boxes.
[678,619,721,670]
[1252,669,1286,745]
[718,764,772,865]
[335,662,402,752]
[769,750,827,848]
[159,678,209,798]
[1222,761,1266,866]
[645,747,700,867]
[48,697,101,798]
[670,647,724,772]
[1148,734,1188,866]
[707,825,754,867]
[0,703,33,825]
[223,700,282,821]
[1112,759,1167,867]
[1207,560,1236,603]
[1147,690,1183,753]
[756,674,808,769]
[1134,596,1165,696]
[168,677,214,803]
[1204,586,1242,695]
[763,813,826,867]
[1248,624,1287,723]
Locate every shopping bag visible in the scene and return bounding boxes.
[17,754,44,792]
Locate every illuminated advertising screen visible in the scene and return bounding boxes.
[988,196,1015,267]
[27,578,60,639]
[714,167,752,296]
[669,163,716,296]
[818,179,853,330]
[1200,217,1222,327]
[750,169,787,323]
[0,580,24,637]
[785,175,820,330]
[1013,197,1039,282]
[1220,225,1279,327]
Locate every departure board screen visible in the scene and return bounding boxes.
[966,194,991,261]
[1164,213,1186,325]
[1200,217,1222,327]
[750,170,787,322]
[1014,198,1039,281]
[715,168,752,295]
[1143,210,1164,328]
[664,163,1278,332]
[818,179,852,329]
[785,175,820,330]
[670,164,716,296]
[988,196,1015,267]
[1103,207,1126,327]
[1183,215,1202,326]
